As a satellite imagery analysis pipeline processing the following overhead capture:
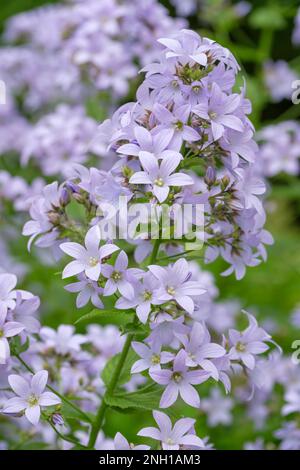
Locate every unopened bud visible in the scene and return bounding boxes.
[204,166,216,185]
[48,211,61,226]
[60,188,70,207]
[221,175,230,191]
[51,413,64,426]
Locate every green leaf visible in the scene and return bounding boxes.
[74,308,134,326]
[10,336,30,356]
[61,402,92,424]
[101,347,138,387]
[120,321,150,337]
[249,7,286,30]
[104,384,162,411]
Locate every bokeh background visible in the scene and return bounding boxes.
[1,0,300,450]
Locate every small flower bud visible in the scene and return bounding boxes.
[60,188,70,207]
[204,166,216,185]
[51,413,64,426]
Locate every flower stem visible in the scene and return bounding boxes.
[15,353,92,424]
[150,238,161,264]
[87,332,134,448]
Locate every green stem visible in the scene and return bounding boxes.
[150,238,161,264]
[87,332,134,448]
[15,353,92,424]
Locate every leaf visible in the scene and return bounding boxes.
[120,321,150,337]
[104,384,162,411]
[10,336,30,356]
[249,7,286,30]
[61,402,92,424]
[101,348,138,387]
[74,308,134,326]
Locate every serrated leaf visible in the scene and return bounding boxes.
[101,348,138,387]
[74,308,134,326]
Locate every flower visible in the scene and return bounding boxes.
[193,83,243,141]
[102,251,135,300]
[0,273,18,316]
[129,152,193,203]
[65,274,104,309]
[0,312,25,364]
[131,341,174,373]
[150,349,210,408]
[228,312,271,369]
[60,225,119,281]
[138,410,204,450]
[178,322,226,379]
[149,258,206,314]
[2,371,60,425]
[115,271,161,323]
[114,432,150,450]
[39,325,87,357]
[201,388,233,426]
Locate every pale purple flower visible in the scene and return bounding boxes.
[153,103,200,149]
[228,312,271,369]
[148,313,189,349]
[129,152,193,203]
[282,386,300,416]
[0,312,25,364]
[158,31,209,66]
[65,274,104,309]
[0,273,18,316]
[193,83,243,140]
[117,125,176,160]
[201,388,233,426]
[178,322,226,379]
[2,371,60,425]
[263,60,298,102]
[115,271,161,323]
[150,349,210,408]
[275,422,300,450]
[149,259,206,314]
[131,341,174,373]
[114,432,150,450]
[138,410,204,449]
[102,251,135,300]
[39,325,86,356]
[11,292,40,334]
[60,225,119,281]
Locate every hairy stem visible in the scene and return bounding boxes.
[87,332,134,448]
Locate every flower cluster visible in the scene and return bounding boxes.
[24,29,272,280]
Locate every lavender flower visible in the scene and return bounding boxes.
[150,349,210,408]
[2,371,60,425]
[138,410,204,449]
[60,225,119,281]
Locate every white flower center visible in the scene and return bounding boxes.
[154,177,164,187]
[167,286,176,296]
[89,256,99,267]
[27,394,39,407]
[111,271,122,281]
[151,354,161,365]
[166,438,175,445]
[172,372,182,383]
[209,111,217,119]
[143,290,152,301]
[236,341,246,352]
